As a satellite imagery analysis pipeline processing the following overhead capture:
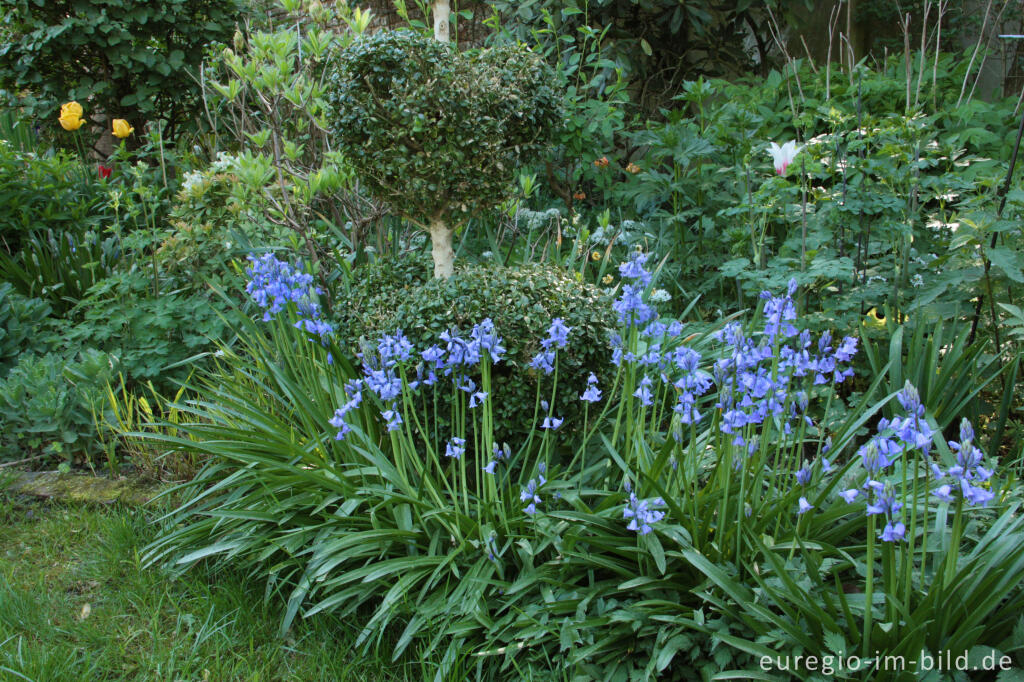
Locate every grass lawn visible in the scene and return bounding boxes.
[0,478,414,681]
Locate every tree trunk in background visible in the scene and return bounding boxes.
[429,215,455,279]
[429,0,454,277]
[433,0,450,43]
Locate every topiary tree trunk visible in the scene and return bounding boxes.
[430,0,454,278]
[428,214,455,279]
[432,0,450,43]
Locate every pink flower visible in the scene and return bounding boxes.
[768,141,803,175]
[98,164,112,179]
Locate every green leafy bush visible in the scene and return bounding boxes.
[0,349,116,463]
[62,269,238,394]
[335,253,615,440]
[0,283,54,376]
[0,140,111,249]
[0,0,246,142]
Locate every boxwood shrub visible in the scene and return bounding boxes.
[334,254,616,441]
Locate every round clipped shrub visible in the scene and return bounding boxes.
[335,254,615,441]
[325,30,561,277]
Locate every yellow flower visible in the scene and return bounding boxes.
[59,114,84,130]
[625,162,641,174]
[601,273,614,285]
[61,101,83,118]
[112,119,134,138]
[591,251,602,261]
[863,308,886,328]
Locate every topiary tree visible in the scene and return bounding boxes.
[326,30,561,278]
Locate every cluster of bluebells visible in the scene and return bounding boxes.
[245,253,333,338]
[839,384,943,542]
[521,464,547,515]
[713,280,857,449]
[622,482,666,535]
[933,418,995,507]
[330,320,505,441]
[612,251,657,328]
[482,442,510,475]
[529,318,571,375]
[609,258,855,448]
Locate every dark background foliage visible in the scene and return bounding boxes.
[0,0,245,144]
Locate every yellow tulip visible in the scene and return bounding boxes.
[863,308,886,329]
[60,101,83,118]
[58,113,85,131]
[112,119,134,138]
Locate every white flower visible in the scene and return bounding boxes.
[650,288,671,303]
[768,140,803,175]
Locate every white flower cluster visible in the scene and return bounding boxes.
[180,151,239,197]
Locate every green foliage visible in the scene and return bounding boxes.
[142,280,1024,680]
[327,30,561,226]
[861,319,1006,431]
[486,0,814,102]
[0,0,246,142]
[0,349,116,464]
[62,268,238,393]
[204,4,386,270]
[0,283,53,376]
[335,253,615,440]
[0,139,111,249]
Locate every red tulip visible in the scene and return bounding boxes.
[98,164,112,179]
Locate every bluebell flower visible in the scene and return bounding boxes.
[797,497,814,514]
[422,345,445,365]
[932,418,996,506]
[521,479,542,515]
[482,461,497,474]
[580,373,602,403]
[667,320,684,337]
[382,408,403,432]
[470,318,506,363]
[641,321,667,338]
[795,465,812,486]
[469,391,488,408]
[623,493,666,535]
[612,284,656,327]
[445,437,466,459]
[541,318,572,350]
[639,345,662,367]
[933,484,954,503]
[960,480,994,506]
[759,279,799,341]
[378,330,413,364]
[880,521,906,542]
[619,251,653,286]
[839,489,860,504]
[541,416,564,430]
[633,375,654,406]
[530,350,556,374]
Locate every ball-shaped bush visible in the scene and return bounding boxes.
[334,254,615,441]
